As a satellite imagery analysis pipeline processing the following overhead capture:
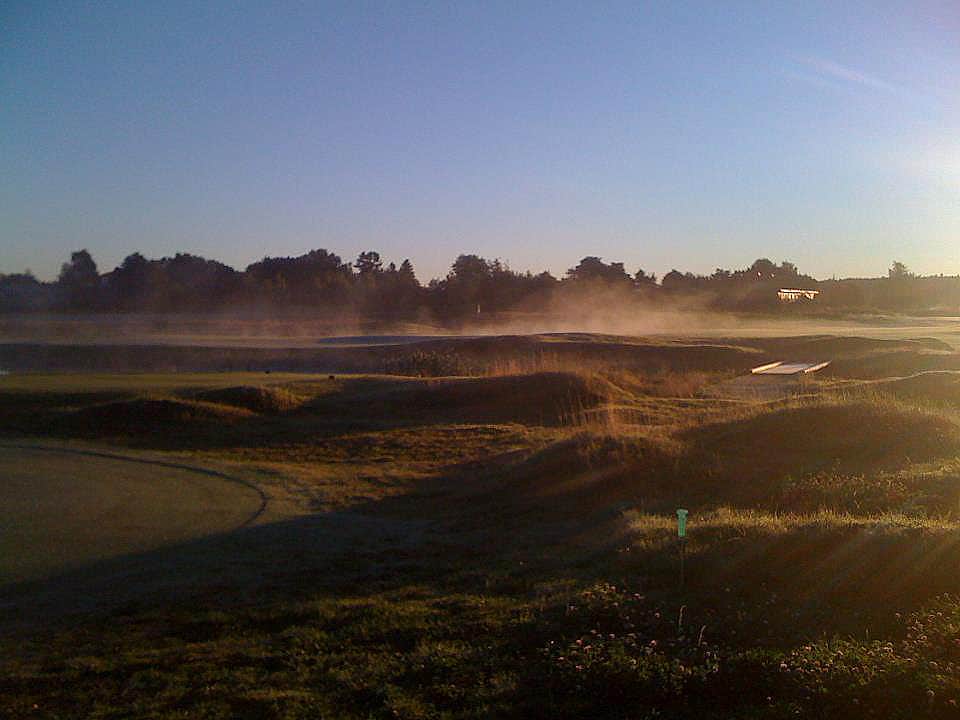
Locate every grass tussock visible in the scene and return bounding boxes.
[485,353,727,399]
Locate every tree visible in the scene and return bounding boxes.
[634,268,658,286]
[112,252,151,310]
[398,259,418,285]
[747,258,778,280]
[0,270,53,312]
[566,257,632,285]
[161,253,241,310]
[58,249,100,310]
[778,261,798,277]
[355,251,383,276]
[449,254,491,283]
[661,269,686,290]
[246,249,352,307]
[438,255,492,317]
[889,261,913,280]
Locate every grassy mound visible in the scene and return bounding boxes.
[403,371,615,425]
[498,431,681,517]
[753,334,953,359]
[324,371,619,426]
[680,400,960,511]
[828,349,960,379]
[621,509,960,615]
[732,335,960,380]
[492,398,960,519]
[191,385,303,414]
[404,334,762,375]
[61,397,253,436]
[871,371,960,406]
[690,400,958,472]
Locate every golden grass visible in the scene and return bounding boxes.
[519,386,960,522]
[485,352,729,399]
[626,506,960,540]
[623,506,960,621]
[191,385,306,413]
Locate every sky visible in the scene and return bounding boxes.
[2,1,959,282]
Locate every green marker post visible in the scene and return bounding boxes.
[676,509,688,589]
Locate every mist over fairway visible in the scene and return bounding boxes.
[3,311,960,351]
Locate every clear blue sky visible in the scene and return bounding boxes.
[2,1,958,282]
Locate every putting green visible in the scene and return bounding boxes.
[0,445,264,584]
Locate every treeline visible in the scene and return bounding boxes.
[0,249,955,321]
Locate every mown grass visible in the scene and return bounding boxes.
[4,352,960,718]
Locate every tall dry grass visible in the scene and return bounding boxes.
[484,351,725,397]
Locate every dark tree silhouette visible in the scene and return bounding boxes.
[634,268,658,286]
[7,247,958,319]
[566,257,632,285]
[356,251,383,276]
[889,261,913,280]
[58,249,101,310]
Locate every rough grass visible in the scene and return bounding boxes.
[191,384,305,413]
[494,394,960,520]
[6,342,960,718]
[401,371,614,425]
[58,396,255,436]
[679,397,960,510]
[625,508,960,622]
[868,371,960,407]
